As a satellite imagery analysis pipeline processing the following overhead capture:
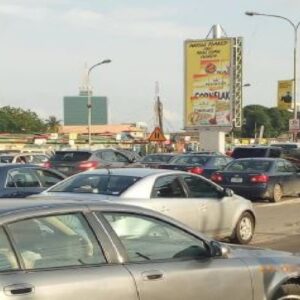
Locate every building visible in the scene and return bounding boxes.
[63,64,108,125]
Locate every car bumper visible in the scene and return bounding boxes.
[222,184,268,199]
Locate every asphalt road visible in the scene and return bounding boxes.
[251,197,300,253]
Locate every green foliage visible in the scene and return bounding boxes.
[241,105,292,138]
[0,106,47,133]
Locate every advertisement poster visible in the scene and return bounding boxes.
[184,38,233,128]
[278,80,293,110]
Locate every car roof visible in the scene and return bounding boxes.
[80,168,185,177]
[233,145,279,149]
[232,157,283,162]
[0,163,40,169]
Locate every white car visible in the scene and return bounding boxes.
[34,168,256,244]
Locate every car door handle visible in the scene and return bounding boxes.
[4,284,34,296]
[142,270,164,281]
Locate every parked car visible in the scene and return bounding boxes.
[131,153,177,168]
[158,154,232,178]
[0,153,49,166]
[0,198,299,299]
[270,142,300,154]
[45,149,135,176]
[0,164,65,198]
[231,145,282,159]
[36,168,255,244]
[211,158,300,202]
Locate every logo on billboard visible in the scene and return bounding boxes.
[278,80,293,111]
[184,38,235,128]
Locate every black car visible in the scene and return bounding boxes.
[46,149,136,176]
[211,158,300,202]
[131,153,177,168]
[158,154,232,178]
[0,164,65,198]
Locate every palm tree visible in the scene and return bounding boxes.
[45,116,61,133]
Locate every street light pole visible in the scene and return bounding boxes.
[87,59,111,148]
[245,11,300,140]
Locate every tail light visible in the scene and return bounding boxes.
[42,161,52,168]
[211,172,224,183]
[78,160,100,171]
[250,174,269,183]
[187,167,204,175]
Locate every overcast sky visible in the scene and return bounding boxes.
[0,0,299,131]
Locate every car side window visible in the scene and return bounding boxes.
[181,175,220,198]
[152,175,186,198]
[6,169,41,188]
[0,227,18,272]
[276,161,286,172]
[8,213,106,270]
[284,161,296,173]
[100,151,117,162]
[115,152,130,163]
[101,212,209,262]
[33,169,63,187]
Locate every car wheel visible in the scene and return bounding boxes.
[231,212,254,244]
[271,184,283,203]
[273,283,300,299]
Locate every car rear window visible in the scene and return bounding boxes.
[224,160,272,172]
[0,156,13,163]
[49,174,141,195]
[170,155,209,165]
[50,151,92,162]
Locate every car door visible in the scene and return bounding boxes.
[146,175,198,229]
[0,212,138,300]
[274,160,294,195]
[2,168,44,198]
[283,160,300,195]
[179,174,233,237]
[99,211,253,300]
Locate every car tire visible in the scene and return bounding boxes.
[231,212,254,245]
[273,283,300,299]
[271,184,283,203]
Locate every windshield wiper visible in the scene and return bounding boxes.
[136,252,150,260]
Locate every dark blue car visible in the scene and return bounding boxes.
[158,154,232,178]
[211,158,300,202]
[0,164,65,198]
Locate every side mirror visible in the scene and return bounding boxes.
[210,241,230,258]
[224,188,234,197]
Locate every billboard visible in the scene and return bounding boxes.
[184,38,233,129]
[278,80,293,110]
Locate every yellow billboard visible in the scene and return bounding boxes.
[184,38,233,128]
[278,80,293,110]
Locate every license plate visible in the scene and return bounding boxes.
[231,177,243,183]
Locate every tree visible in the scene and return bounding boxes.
[0,106,46,133]
[45,116,61,133]
[240,105,292,138]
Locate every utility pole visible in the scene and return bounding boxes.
[154,81,164,133]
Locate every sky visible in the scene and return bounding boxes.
[0,0,300,131]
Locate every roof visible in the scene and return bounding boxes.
[82,167,183,177]
[59,124,145,134]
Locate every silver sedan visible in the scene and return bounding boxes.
[37,168,256,244]
[0,198,299,300]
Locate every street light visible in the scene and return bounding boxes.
[87,59,111,147]
[245,11,300,140]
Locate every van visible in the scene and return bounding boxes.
[231,146,282,159]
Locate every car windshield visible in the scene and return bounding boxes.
[49,174,141,195]
[50,151,92,162]
[224,160,272,172]
[141,155,174,163]
[169,155,209,165]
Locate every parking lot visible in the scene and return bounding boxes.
[252,197,300,252]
